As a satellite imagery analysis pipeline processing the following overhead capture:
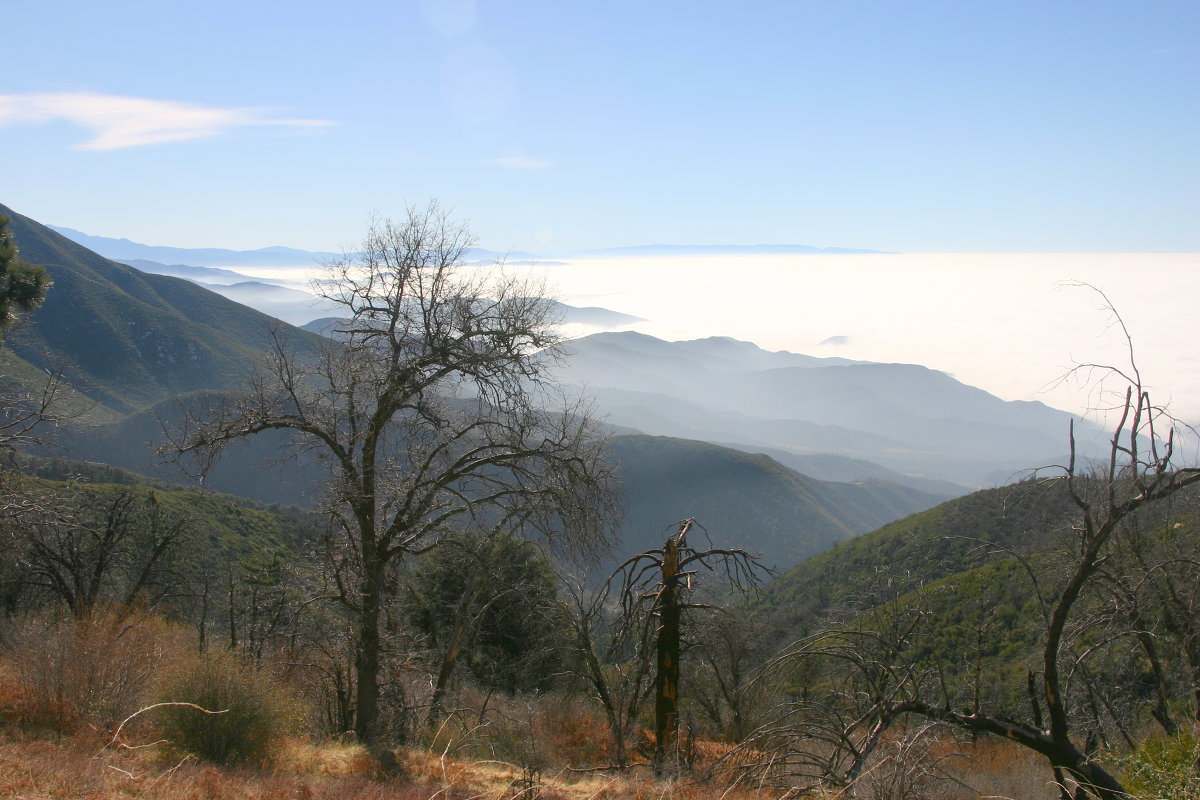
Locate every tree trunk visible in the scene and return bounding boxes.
[654,534,681,774]
[354,557,385,746]
[427,571,487,728]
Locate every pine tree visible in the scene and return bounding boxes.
[0,215,50,331]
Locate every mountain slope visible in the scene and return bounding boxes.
[609,434,945,570]
[751,479,1081,646]
[0,206,960,570]
[1,204,325,414]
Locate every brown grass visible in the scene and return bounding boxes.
[908,735,1060,800]
[0,733,791,800]
[0,728,1080,800]
[0,736,469,800]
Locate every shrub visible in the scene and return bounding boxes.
[156,649,301,765]
[531,697,613,767]
[1121,731,1200,800]
[4,608,181,735]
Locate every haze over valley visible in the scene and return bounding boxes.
[41,219,1157,493]
[3,4,1198,797]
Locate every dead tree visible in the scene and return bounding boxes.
[612,518,764,775]
[559,571,655,770]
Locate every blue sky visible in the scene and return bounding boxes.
[2,1,1197,252]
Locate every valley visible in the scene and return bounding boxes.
[1,203,1197,800]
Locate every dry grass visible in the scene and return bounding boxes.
[916,736,1061,800]
[0,641,1080,800]
[0,730,1084,800]
[0,733,787,800]
[0,736,466,800]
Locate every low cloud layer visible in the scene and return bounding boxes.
[0,92,335,150]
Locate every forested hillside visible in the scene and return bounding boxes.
[608,434,945,569]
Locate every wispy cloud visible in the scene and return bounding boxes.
[483,156,552,169]
[0,92,336,150]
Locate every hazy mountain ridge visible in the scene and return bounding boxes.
[28,206,1087,499]
[120,259,269,285]
[52,224,536,271]
[715,444,968,498]
[575,243,887,257]
[557,331,1102,489]
[49,224,885,266]
[48,225,340,267]
[302,302,644,339]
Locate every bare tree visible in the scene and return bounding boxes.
[609,519,764,775]
[737,289,1200,800]
[560,569,655,770]
[3,486,191,616]
[1092,486,1200,737]
[688,605,771,743]
[167,202,616,749]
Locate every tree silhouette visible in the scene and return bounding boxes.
[169,202,616,751]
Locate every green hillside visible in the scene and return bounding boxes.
[3,455,321,615]
[0,203,324,415]
[752,478,1079,644]
[609,434,946,570]
[751,476,1200,713]
[9,453,320,558]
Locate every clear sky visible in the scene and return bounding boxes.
[2,1,1198,253]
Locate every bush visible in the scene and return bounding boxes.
[1121,731,1200,800]
[156,650,300,765]
[4,608,181,735]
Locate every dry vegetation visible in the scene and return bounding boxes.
[0,616,1061,800]
[0,571,1193,799]
[0,728,1065,800]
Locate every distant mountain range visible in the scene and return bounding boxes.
[2,204,941,570]
[111,260,648,329]
[120,259,279,285]
[576,243,887,257]
[553,331,1105,490]
[37,210,1103,493]
[301,302,644,338]
[49,224,886,267]
[46,225,341,267]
